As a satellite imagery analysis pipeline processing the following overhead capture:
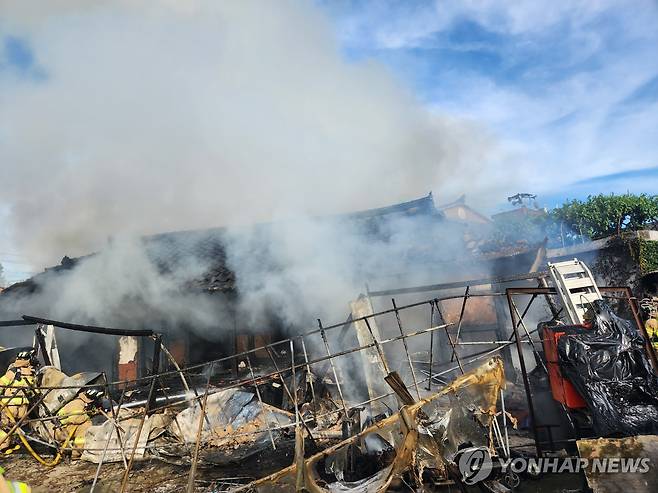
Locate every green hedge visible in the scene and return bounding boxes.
[638,238,658,274]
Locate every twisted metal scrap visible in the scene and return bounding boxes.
[231,356,505,493]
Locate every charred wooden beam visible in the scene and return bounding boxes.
[22,315,154,337]
[0,320,34,327]
[34,327,52,367]
[368,271,549,297]
[384,371,415,405]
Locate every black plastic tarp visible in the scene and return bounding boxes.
[557,300,658,436]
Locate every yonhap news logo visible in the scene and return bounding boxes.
[457,447,494,485]
[457,447,651,484]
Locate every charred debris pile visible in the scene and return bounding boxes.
[0,304,516,492]
[0,257,658,492]
[1,193,658,492]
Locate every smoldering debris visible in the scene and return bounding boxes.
[231,357,507,493]
[2,258,658,492]
[0,339,511,492]
[0,284,522,493]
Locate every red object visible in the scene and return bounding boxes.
[542,325,587,409]
[118,361,137,382]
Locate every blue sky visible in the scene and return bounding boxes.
[318,0,658,210]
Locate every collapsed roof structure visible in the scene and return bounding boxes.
[1,196,658,492]
[0,193,542,380]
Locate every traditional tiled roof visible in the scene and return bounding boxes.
[1,194,443,297]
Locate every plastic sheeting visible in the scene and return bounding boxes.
[231,357,506,493]
[557,300,658,436]
[81,415,154,463]
[167,388,293,464]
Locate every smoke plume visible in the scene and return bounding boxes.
[0,1,514,361]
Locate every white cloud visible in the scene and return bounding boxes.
[331,0,625,49]
[326,0,658,201]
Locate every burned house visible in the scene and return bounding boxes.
[1,195,658,492]
[0,188,585,392]
[0,194,458,377]
[0,193,554,384]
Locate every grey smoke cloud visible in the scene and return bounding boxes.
[0,0,516,366]
[0,0,510,266]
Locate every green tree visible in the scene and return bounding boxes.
[550,193,658,239]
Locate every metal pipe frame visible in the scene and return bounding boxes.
[505,288,542,457]
[5,280,583,483]
[504,283,656,459]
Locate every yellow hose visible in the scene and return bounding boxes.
[15,425,76,467]
[4,406,77,467]
[0,376,79,466]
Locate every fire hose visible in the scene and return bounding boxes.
[1,400,77,467]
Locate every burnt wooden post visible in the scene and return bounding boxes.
[493,285,516,379]
[506,289,541,457]
[34,326,52,367]
[148,335,162,411]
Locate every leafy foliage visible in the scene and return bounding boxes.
[482,194,658,253]
[637,239,658,274]
[550,193,658,239]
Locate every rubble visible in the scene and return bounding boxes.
[1,258,658,491]
[231,357,505,493]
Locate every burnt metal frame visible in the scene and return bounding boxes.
[0,316,161,383]
[505,284,658,457]
[0,278,575,488]
[367,271,551,386]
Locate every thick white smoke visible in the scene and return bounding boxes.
[0,1,508,264]
[0,1,514,353]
